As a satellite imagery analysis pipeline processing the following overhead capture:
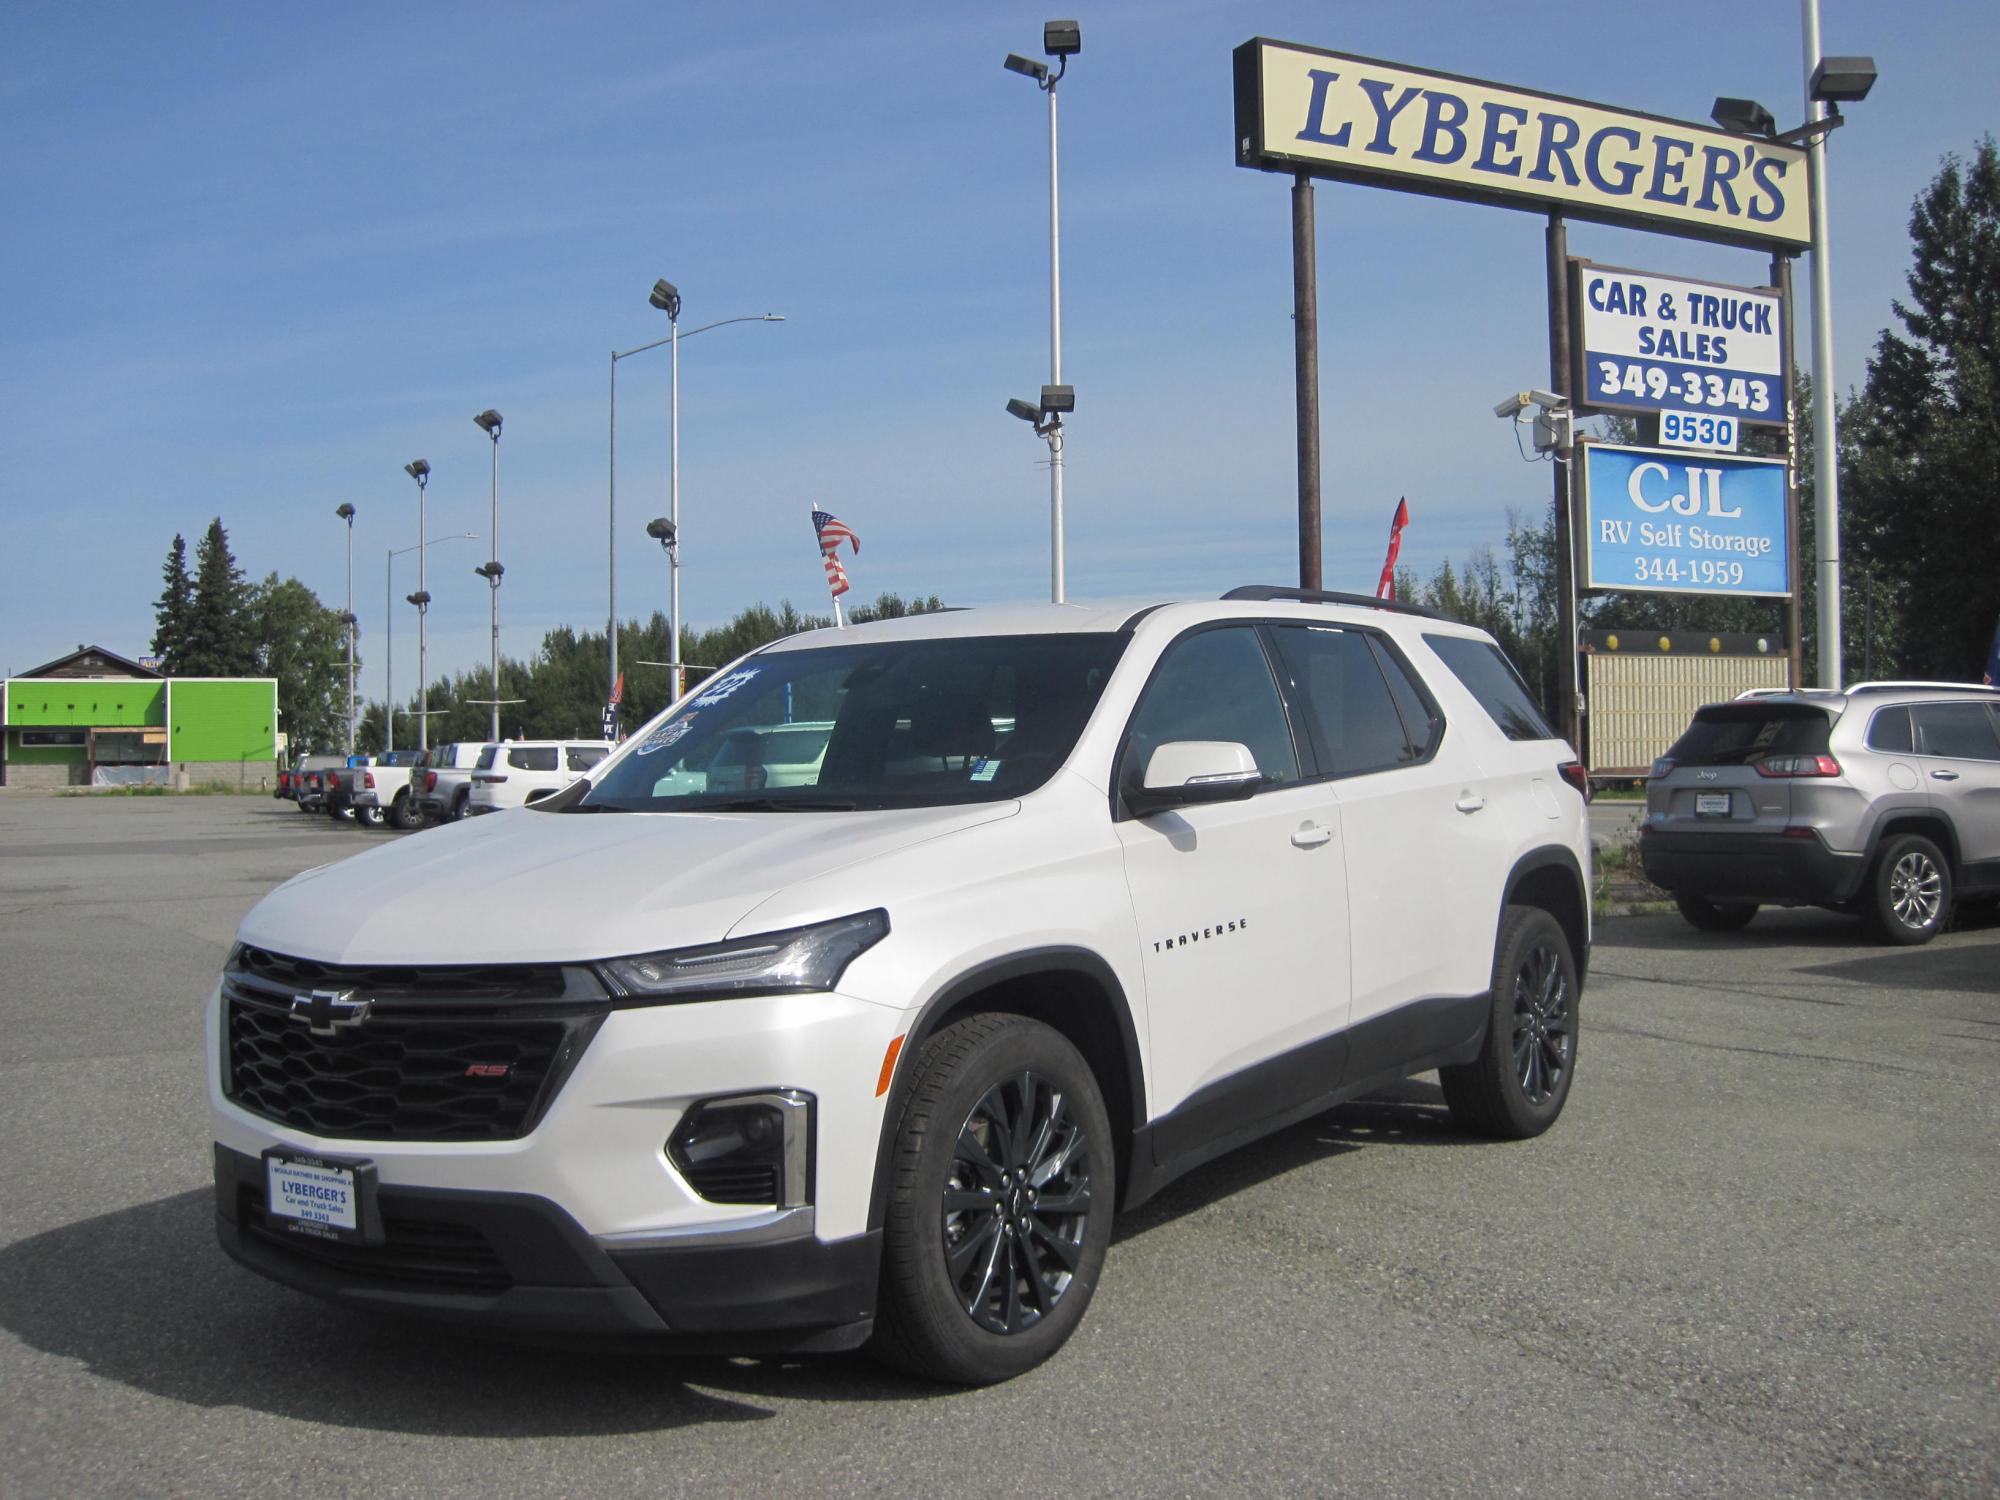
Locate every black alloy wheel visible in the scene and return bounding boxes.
[872,1014,1113,1385]
[1440,904,1579,1139]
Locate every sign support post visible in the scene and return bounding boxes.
[1291,174,1322,590]
[1772,251,1804,690]
[1546,214,1581,752]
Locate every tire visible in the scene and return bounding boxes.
[1674,893,1758,932]
[1868,833,1951,945]
[1440,905,1579,1140]
[450,789,471,822]
[355,803,386,829]
[389,791,423,831]
[327,802,355,822]
[869,1014,1114,1385]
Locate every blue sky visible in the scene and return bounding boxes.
[3,1,1991,689]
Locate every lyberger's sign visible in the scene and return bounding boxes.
[1233,39,1810,251]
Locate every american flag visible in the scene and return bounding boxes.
[813,509,859,599]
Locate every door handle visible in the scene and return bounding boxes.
[1290,822,1334,848]
[1931,769,1960,781]
[1455,793,1487,813]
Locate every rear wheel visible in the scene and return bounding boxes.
[450,789,471,821]
[1674,893,1758,932]
[355,803,386,829]
[389,791,423,830]
[1440,905,1578,1139]
[1869,833,1950,945]
[870,1014,1113,1385]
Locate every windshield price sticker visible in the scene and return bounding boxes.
[1660,412,1739,450]
[1576,265,1782,425]
[1581,444,1790,598]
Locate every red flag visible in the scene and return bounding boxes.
[608,671,625,707]
[1375,498,1410,601]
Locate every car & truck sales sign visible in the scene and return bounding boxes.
[1582,445,1790,597]
[1574,262,1782,431]
[1233,40,1809,251]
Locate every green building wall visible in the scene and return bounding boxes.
[5,681,166,727]
[167,680,277,761]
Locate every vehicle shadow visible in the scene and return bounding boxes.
[0,1191,941,1434]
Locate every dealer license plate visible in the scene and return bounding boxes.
[1695,792,1732,817]
[264,1150,373,1243]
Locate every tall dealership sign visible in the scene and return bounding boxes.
[1232,36,1808,747]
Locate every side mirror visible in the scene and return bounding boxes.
[1125,741,1263,817]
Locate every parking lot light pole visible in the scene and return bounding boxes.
[610,291,782,706]
[403,460,431,750]
[473,411,504,741]
[382,531,476,756]
[335,504,356,754]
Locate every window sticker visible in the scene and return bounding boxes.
[634,715,698,756]
[969,758,1001,783]
[691,668,762,707]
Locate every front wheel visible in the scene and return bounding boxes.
[1674,893,1758,932]
[1440,905,1579,1139]
[389,792,423,831]
[870,1014,1113,1385]
[1869,833,1950,945]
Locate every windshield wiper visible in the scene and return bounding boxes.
[703,797,860,812]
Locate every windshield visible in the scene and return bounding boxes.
[581,632,1126,812]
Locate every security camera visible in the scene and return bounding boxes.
[1493,389,1568,419]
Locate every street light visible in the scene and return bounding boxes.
[473,409,504,741]
[1707,11,1875,688]
[646,517,679,672]
[1003,19,1080,603]
[335,502,357,755]
[382,532,476,753]
[403,459,432,750]
[608,294,783,712]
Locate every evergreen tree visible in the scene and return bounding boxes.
[1845,138,2000,680]
[182,517,259,676]
[150,533,194,672]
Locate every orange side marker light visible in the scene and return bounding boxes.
[875,1034,907,1097]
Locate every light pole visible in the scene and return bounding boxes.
[647,518,678,687]
[1004,19,1080,603]
[383,532,477,754]
[403,460,431,750]
[473,410,504,741]
[608,295,783,709]
[335,503,356,755]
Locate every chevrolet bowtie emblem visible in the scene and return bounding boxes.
[289,988,372,1036]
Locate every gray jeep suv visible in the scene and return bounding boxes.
[1640,683,2000,944]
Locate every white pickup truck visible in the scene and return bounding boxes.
[327,749,428,829]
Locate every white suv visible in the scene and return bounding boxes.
[466,740,612,813]
[207,589,1590,1384]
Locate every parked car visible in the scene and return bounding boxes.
[327,750,427,829]
[466,740,612,813]
[208,588,1590,1384]
[415,742,495,823]
[291,754,349,814]
[1641,681,2000,943]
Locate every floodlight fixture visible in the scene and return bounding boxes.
[1039,384,1074,415]
[646,516,677,546]
[404,458,430,484]
[649,279,682,318]
[473,408,503,437]
[1810,56,1877,104]
[1003,53,1048,83]
[406,590,431,608]
[336,502,356,521]
[475,561,505,581]
[1043,20,1080,57]
[337,610,358,626]
[1710,96,1776,137]
[1006,397,1041,423]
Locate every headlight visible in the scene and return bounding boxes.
[601,909,889,1002]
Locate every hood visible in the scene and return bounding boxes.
[238,802,1018,966]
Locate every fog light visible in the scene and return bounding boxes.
[668,1091,813,1207]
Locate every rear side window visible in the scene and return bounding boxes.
[1269,626,1428,776]
[508,746,559,772]
[475,746,498,770]
[1423,634,1556,741]
[1914,703,2000,762]
[1668,704,1831,766]
[1865,707,1913,753]
[567,746,608,771]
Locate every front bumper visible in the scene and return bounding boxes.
[213,1145,879,1350]
[1640,826,1866,906]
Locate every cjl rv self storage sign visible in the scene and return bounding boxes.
[1575,263,1783,428]
[1582,444,1790,597]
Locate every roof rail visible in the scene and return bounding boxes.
[1841,680,2000,696]
[1221,584,1450,621]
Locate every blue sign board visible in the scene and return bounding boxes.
[1581,444,1790,597]
[1575,264,1784,429]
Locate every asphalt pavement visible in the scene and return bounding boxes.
[1,792,1994,1499]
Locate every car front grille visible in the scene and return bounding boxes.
[223,949,608,1142]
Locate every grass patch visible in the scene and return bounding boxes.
[1593,838,1672,918]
